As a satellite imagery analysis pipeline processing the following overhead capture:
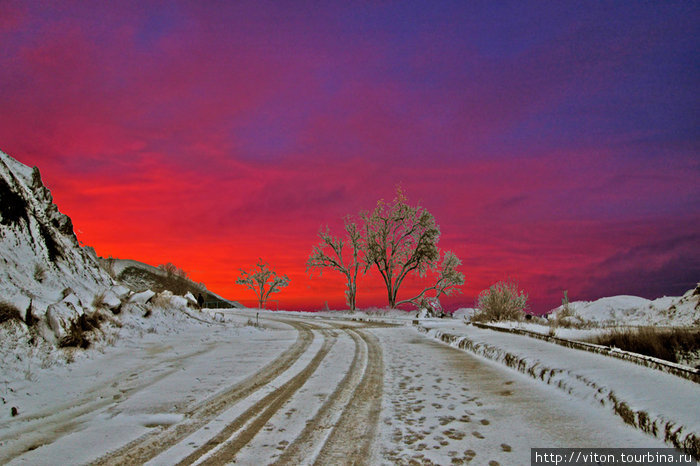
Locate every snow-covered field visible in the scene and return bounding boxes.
[0,307,293,464]
[4,306,696,465]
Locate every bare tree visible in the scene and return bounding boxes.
[361,187,462,308]
[158,262,191,295]
[236,259,290,309]
[158,262,188,279]
[307,218,363,311]
[395,251,465,307]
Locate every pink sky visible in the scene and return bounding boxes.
[1,1,698,311]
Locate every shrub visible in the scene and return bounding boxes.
[34,263,46,282]
[92,291,106,309]
[59,313,102,349]
[151,292,173,309]
[59,322,90,349]
[0,301,22,324]
[472,280,528,322]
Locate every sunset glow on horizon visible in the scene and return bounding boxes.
[1,1,698,312]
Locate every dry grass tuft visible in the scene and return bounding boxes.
[0,301,22,324]
[587,327,700,365]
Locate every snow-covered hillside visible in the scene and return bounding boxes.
[547,286,700,327]
[0,151,125,344]
[102,257,244,308]
[0,150,241,355]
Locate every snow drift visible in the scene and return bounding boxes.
[547,288,700,327]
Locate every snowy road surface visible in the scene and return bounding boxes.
[1,311,666,465]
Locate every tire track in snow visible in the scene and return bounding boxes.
[271,326,367,465]
[311,328,384,466]
[93,319,314,465]
[178,326,338,465]
[0,344,216,463]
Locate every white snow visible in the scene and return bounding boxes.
[2,306,696,464]
[416,318,700,454]
[0,305,294,465]
[548,288,700,327]
[129,289,156,305]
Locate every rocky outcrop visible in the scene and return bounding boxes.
[0,150,115,344]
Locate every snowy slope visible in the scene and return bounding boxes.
[548,286,700,326]
[104,258,244,308]
[0,151,114,330]
[106,258,167,279]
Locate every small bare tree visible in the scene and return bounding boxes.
[158,262,188,279]
[362,187,453,308]
[158,262,191,295]
[236,259,290,309]
[307,219,363,311]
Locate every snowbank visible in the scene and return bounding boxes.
[548,287,700,327]
[417,322,700,458]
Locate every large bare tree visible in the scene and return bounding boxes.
[236,259,289,309]
[361,187,463,308]
[307,219,363,310]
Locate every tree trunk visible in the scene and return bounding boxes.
[349,283,356,311]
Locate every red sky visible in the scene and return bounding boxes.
[1,1,698,312]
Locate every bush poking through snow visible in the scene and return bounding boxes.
[59,322,89,349]
[551,291,590,328]
[472,280,528,322]
[92,291,106,309]
[33,263,46,282]
[58,312,103,349]
[0,301,22,324]
[25,301,36,327]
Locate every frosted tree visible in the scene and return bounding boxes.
[395,251,464,307]
[361,187,463,308]
[473,280,528,321]
[236,259,290,309]
[307,218,363,311]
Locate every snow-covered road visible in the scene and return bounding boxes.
[1,310,668,465]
